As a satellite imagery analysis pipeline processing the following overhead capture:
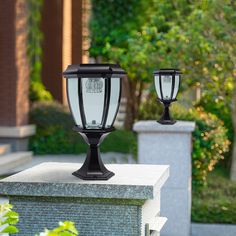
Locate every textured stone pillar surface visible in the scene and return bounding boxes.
[133,121,195,236]
[0,162,169,236]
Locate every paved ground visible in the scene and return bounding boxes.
[3,154,236,236]
[11,153,135,173]
[192,223,236,236]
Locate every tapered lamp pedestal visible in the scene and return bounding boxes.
[73,128,114,180]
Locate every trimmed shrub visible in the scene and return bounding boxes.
[198,95,233,167]
[192,168,236,223]
[29,101,136,155]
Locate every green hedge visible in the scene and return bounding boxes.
[139,96,230,188]
[192,167,236,223]
[198,95,233,167]
[29,101,136,155]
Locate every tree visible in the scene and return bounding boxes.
[89,0,236,176]
[89,0,156,129]
[155,0,236,177]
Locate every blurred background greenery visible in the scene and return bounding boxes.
[28,0,236,224]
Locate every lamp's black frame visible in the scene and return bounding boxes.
[157,98,177,125]
[63,64,126,180]
[153,69,181,125]
[72,127,115,180]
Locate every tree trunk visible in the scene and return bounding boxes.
[124,78,143,130]
[124,78,135,130]
[230,83,236,180]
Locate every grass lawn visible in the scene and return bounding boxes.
[192,166,236,224]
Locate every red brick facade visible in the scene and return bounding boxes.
[41,0,83,104]
[41,0,64,102]
[0,0,29,126]
[0,0,84,126]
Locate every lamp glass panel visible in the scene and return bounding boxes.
[154,75,162,99]
[106,78,121,127]
[161,75,172,100]
[82,77,105,129]
[172,75,180,99]
[67,78,82,126]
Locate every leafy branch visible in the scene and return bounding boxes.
[0,203,19,234]
[36,221,79,236]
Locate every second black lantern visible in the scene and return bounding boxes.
[154,69,181,125]
[63,64,126,180]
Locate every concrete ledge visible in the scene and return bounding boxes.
[0,162,169,199]
[0,152,32,175]
[0,144,11,155]
[133,120,195,133]
[0,125,36,138]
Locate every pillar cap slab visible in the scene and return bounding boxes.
[133,120,195,133]
[0,125,36,138]
[0,162,169,200]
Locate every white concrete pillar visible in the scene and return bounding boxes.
[133,121,195,236]
[0,163,169,236]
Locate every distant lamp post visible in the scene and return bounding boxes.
[63,64,126,180]
[154,69,181,125]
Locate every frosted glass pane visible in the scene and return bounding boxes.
[154,75,162,99]
[106,78,120,127]
[67,79,82,126]
[82,77,105,129]
[172,75,180,99]
[161,75,172,100]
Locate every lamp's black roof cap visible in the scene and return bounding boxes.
[63,64,126,78]
[154,69,182,75]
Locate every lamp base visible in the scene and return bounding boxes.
[72,169,114,180]
[157,119,176,125]
[73,127,115,180]
[158,99,176,125]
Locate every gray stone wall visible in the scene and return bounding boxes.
[0,163,169,236]
[11,196,142,236]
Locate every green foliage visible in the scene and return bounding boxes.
[90,0,157,82]
[90,0,159,128]
[192,167,236,223]
[89,0,153,59]
[29,101,136,154]
[0,203,19,234]
[28,0,52,102]
[139,95,230,188]
[36,221,78,236]
[0,203,78,236]
[147,0,236,92]
[183,107,230,188]
[198,95,234,166]
[90,0,236,132]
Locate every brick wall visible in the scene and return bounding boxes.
[41,0,63,102]
[0,0,29,126]
[41,0,83,104]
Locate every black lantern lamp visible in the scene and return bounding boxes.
[154,69,181,125]
[63,64,126,180]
